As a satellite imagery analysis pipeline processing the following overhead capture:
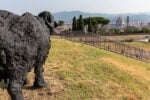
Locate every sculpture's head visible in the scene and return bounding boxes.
[38,11,57,33]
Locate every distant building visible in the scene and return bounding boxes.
[116,16,126,28]
[103,15,150,32]
[116,16,125,25]
[54,23,72,34]
[104,16,126,29]
[127,16,129,27]
[129,22,149,28]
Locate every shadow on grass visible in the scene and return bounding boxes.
[23,85,46,91]
[23,86,53,96]
[0,80,46,91]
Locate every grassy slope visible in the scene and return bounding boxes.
[0,38,150,100]
[123,42,150,51]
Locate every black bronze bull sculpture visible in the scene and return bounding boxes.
[0,10,55,100]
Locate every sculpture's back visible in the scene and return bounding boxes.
[0,10,55,100]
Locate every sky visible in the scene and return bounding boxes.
[0,0,150,15]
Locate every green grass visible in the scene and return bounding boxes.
[0,38,149,100]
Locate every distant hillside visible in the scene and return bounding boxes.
[53,11,150,23]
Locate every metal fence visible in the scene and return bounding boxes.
[59,33,150,63]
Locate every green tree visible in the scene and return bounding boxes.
[88,17,93,32]
[58,20,64,26]
[114,28,121,34]
[97,28,106,34]
[125,27,142,33]
[84,17,110,27]
[125,27,134,33]
[72,16,77,30]
[77,15,84,30]
[110,28,121,34]
[133,28,141,33]
[142,27,150,33]
[84,17,110,33]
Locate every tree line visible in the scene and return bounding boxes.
[72,15,110,32]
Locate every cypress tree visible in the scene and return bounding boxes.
[72,16,77,30]
[88,17,93,32]
[77,15,84,30]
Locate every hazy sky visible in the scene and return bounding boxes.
[0,0,150,15]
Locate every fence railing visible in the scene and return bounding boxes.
[58,33,150,63]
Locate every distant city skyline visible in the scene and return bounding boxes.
[0,0,150,15]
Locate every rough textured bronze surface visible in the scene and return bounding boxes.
[0,10,54,100]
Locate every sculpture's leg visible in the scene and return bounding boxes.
[7,66,27,100]
[7,80,24,100]
[33,62,47,88]
[33,47,50,88]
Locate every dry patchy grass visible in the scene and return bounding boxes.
[123,42,150,51]
[0,38,150,100]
